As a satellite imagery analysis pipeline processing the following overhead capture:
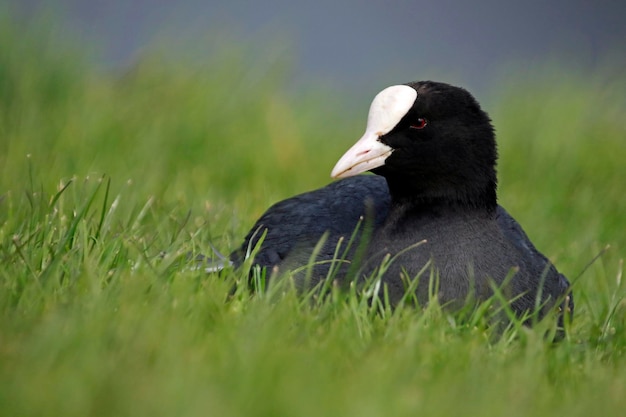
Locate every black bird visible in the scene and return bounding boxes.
[231,81,572,322]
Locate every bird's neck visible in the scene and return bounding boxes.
[384,175,498,215]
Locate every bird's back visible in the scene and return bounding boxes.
[230,176,390,280]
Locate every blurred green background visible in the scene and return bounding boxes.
[1,5,625,417]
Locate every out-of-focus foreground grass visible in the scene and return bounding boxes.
[1,12,625,417]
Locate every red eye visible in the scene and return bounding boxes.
[410,118,427,129]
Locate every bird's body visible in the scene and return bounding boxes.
[229,80,573,323]
[230,175,390,279]
[365,196,567,314]
[232,176,569,315]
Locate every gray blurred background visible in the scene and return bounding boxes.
[10,0,626,96]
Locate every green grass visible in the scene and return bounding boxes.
[1,13,626,417]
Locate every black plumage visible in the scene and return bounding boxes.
[230,80,572,323]
[230,175,390,280]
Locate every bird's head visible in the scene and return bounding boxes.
[331,81,497,208]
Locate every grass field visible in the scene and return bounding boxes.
[1,14,626,417]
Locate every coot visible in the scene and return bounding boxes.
[231,81,572,322]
